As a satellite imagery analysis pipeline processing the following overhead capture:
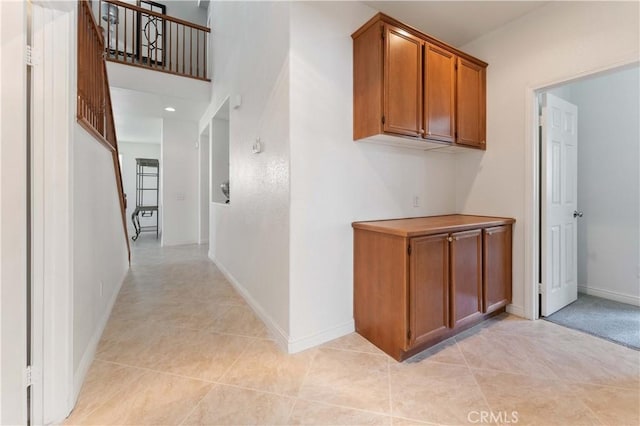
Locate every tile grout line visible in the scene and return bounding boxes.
[286,347,394,418]
[205,376,394,418]
[64,361,150,425]
[462,362,640,392]
[560,378,608,426]
[98,318,272,345]
[292,395,393,420]
[286,347,320,422]
[456,339,495,417]
[176,382,219,426]
[213,336,261,384]
[95,359,219,385]
[321,343,390,358]
[182,376,392,418]
[207,381,299,401]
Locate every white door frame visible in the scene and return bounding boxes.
[523,59,640,320]
[31,1,76,423]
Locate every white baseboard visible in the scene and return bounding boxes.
[506,304,525,318]
[578,285,640,307]
[162,240,199,247]
[208,254,354,354]
[72,269,127,403]
[208,254,290,352]
[287,320,355,354]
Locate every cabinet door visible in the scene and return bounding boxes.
[450,229,483,328]
[456,58,486,148]
[424,44,455,143]
[384,25,423,137]
[409,233,450,348]
[483,225,512,314]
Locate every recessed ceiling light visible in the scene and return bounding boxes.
[164,107,176,112]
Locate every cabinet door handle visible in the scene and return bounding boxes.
[486,231,495,236]
[447,236,453,243]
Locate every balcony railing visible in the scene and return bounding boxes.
[96,0,210,81]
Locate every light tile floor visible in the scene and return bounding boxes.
[65,243,640,426]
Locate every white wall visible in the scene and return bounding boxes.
[205,1,291,340]
[107,62,210,103]
[568,66,640,304]
[161,118,200,246]
[456,1,640,317]
[72,125,129,396]
[119,141,161,236]
[288,1,457,350]
[0,1,28,423]
[162,1,207,26]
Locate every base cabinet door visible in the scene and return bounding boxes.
[483,225,512,313]
[450,229,483,328]
[409,234,450,347]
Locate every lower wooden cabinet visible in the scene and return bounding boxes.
[409,233,450,348]
[353,215,514,361]
[483,225,512,314]
[450,229,483,329]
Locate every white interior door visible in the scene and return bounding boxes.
[541,93,579,316]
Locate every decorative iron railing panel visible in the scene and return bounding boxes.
[97,0,210,81]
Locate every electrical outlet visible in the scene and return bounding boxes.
[413,195,420,208]
[99,280,104,297]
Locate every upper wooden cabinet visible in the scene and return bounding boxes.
[424,44,456,143]
[456,58,486,148]
[384,25,423,137]
[352,13,487,151]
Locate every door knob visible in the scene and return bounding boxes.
[573,210,583,218]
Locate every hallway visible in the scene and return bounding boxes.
[65,243,640,425]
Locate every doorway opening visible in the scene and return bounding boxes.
[534,64,640,349]
[198,124,210,244]
[211,98,230,205]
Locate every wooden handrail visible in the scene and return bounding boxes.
[77,0,131,260]
[98,0,210,81]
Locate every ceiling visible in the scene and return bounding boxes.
[111,86,209,144]
[363,1,548,46]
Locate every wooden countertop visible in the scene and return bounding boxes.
[352,214,515,238]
